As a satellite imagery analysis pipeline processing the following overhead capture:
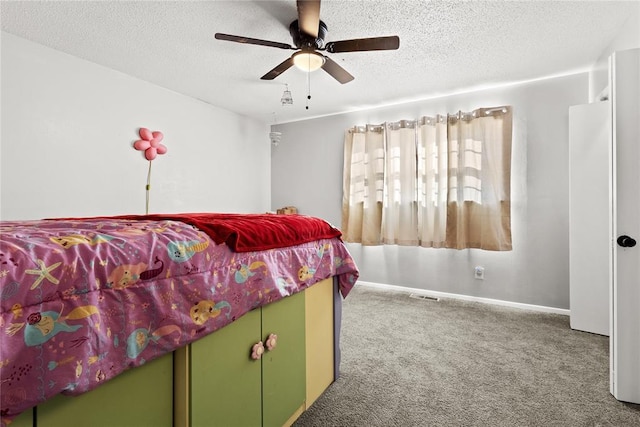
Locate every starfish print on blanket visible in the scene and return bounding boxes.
[25,259,62,289]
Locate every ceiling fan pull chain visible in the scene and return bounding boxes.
[306,67,311,110]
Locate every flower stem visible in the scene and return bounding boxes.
[145,161,152,215]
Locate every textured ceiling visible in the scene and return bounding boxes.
[1,1,638,124]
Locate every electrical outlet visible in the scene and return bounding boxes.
[474,266,485,280]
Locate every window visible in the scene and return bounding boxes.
[342,106,513,251]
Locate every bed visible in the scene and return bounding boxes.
[0,213,359,426]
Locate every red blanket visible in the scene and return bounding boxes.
[68,213,342,252]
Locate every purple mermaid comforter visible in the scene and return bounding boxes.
[0,217,359,424]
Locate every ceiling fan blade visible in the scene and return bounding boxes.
[297,0,321,38]
[215,33,293,50]
[325,36,400,53]
[321,56,354,84]
[261,57,295,80]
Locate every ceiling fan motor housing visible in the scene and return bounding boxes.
[289,19,328,49]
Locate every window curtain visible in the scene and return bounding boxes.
[341,106,512,251]
[417,115,449,247]
[341,125,385,245]
[382,120,419,245]
[445,108,513,250]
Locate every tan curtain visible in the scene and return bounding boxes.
[382,121,419,245]
[342,106,512,251]
[417,115,448,247]
[445,107,513,250]
[341,125,385,245]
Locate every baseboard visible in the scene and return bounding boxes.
[355,281,570,316]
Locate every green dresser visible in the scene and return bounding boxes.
[36,352,174,427]
[8,408,33,427]
[186,290,306,427]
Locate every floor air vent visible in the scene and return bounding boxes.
[409,293,439,302]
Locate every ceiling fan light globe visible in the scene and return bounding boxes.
[292,51,325,72]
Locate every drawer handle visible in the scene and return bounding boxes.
[251,341,264,360]
[266,333,278,351]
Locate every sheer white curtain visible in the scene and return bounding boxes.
[417,115,448,247]
[382,120,419,245]
[342,106,512,251]
[341,125,385,245]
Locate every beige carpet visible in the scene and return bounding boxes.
[294,285,640,427]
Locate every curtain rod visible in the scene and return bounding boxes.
[348,106,511,132]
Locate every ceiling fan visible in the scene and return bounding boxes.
[214,0,400,84]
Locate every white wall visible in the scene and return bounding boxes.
[1,33,271,220]
[271,73,588,309]
[590,9,640,101]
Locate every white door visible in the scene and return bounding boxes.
[568,101,610,336]
[611,48,640,403]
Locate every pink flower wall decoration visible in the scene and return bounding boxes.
[134,128,167,161]
[132,127,168,214]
